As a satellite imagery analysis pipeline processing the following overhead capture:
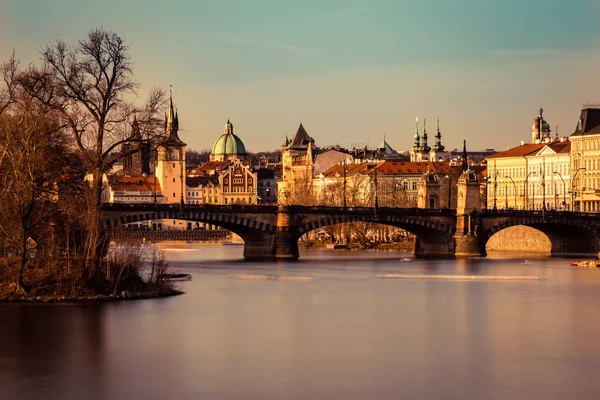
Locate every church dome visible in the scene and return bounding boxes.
[211,120,247,157]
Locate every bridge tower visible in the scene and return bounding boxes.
[454,140,483,256]
[156,92,187,205]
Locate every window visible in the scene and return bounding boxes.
[173,178,176,183]
[173,193,176,198]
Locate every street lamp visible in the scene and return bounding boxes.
[571,167,586,211]
[524,171,536,210]
[444,174,452,208]
[493,161,498,210]
[541,158,546,213]
[505,176,516,209]
[343,157,347,209]
[373,163,379,212]
[553,171,566,210]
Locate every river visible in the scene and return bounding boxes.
[2,244,600,400]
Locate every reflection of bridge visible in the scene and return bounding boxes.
[101,204,600,260]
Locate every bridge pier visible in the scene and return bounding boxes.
[274,207,299,260]
[453,213,485,257]
[242,234,276,261]
[414,235,455,257]
[453,234,483,257]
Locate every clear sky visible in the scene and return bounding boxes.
[2,0,600,153]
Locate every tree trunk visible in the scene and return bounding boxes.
[83,169,108,282]
[15,231,28,295]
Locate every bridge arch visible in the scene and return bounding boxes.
[102,205,280,260]
[478,213,600,255]
[291,208,457,257]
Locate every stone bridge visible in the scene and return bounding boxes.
[101,204,456,260]
[101,204,600,260]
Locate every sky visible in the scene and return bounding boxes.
[2,0,600,153]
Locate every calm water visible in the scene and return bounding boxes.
[2,245,600,400]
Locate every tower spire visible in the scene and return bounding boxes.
[412,117,420,150]
[162,86,185,146]
[166,85,177,137]
[422,118,430,152]
[461,140,468,171]
[434,117,445,151]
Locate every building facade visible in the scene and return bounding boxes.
[570,107,600,212]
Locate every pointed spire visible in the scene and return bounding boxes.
[162,86,185,147]
[166,86,177,137]
[412,117,420,150]
[422,118,430,152]
[433,117,445,152]
[461,139,468,171]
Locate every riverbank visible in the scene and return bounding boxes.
[0,287,184,303]
[0,256,184,303]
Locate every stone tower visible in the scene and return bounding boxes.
[156,92,187,205]
[454,140,483,256]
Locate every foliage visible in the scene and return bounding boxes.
[0,29,176,300]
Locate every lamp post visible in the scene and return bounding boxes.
[374,163,379,212]
[493,161,498,210]
[541,158,546,213]
[524,171,536,210]
[444,174,452,208]
[553,171,566,210]
[343,157,347,209]
[505,176,516,209]
[571,167,586,212]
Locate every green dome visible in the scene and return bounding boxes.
[211,120,247,156]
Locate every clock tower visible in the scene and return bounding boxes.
[156,92,187,205]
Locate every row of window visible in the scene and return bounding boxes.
[490,163,570,179]
[224,187,253,193]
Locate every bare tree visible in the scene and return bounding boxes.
[21,28,166,279]
[0,79,73,294]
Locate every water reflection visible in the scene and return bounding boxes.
[2,246,600,399]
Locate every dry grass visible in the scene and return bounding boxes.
[0,244,180,301]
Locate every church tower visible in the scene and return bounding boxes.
[156,90,187,205]
[531,107,552,143]
[410,118,421,162]
[430,117,445,161]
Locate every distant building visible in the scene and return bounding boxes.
[570,106,600,212]
[485,110,570,211]
[210,120,248,162]
[410,118,447,162]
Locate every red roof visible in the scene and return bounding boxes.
[192,160,232,176]
[486,143,545,159]
[374,161,456,175]
[108,176,161,192]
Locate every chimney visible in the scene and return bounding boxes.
[520,140,525,146]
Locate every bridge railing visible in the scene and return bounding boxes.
[480,209,600,218]
[284,205,456,216]
[101,202,279,213]
[101,202,461,216]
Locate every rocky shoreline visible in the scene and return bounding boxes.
[0,289,184,304]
